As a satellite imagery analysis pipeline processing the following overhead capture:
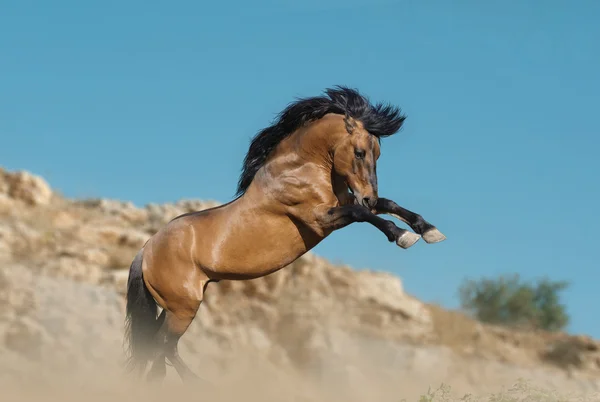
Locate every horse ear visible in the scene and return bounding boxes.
[344,115,356,134]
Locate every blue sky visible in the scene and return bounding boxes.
[2,1,599,337]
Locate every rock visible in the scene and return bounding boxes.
[56,246,110,267]
[2,222,44,260]
[76,198,149,224]
[145,199,221,226]
[0,170,52,206]
[0,194,13,215]
[354,270,432,325]
[0,285,36,318]
[79,225,148,248]
[175,199,221,212]
[82,248,110,266]
[0,223,44,262]
[51,211,77,229]
[0,225,14,261]
[42,257,103,284]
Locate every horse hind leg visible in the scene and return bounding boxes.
[144,304,201,384]
[145,310,167,383]
[164,311,200,382]
[162,279,214,385]
[146,353,167,383]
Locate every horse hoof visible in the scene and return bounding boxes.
[422,228,446,244]
[396,231,421,249]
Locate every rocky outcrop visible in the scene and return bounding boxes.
[0,168,53,206]
[1,167,599,400]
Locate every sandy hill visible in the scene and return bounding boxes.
[1,167,599,401]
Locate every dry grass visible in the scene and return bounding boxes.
[542,337,600,371]
[426,303,600,375]
[427,303,482,351]
[403,379,600,401]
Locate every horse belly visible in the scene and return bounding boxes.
[198,221,311,280]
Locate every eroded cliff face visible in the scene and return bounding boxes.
[1,167,599,401]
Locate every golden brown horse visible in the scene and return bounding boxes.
[124,86,446,383]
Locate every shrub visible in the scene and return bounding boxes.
[458,274,569,332]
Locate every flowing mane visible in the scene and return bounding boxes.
[236,86,407,196]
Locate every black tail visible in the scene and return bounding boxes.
[124,249,160,373]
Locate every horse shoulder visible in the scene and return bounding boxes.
[279,178,339,234]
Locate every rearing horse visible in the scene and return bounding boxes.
[124,86,446,383]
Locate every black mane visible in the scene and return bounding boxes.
[235,86,406,196]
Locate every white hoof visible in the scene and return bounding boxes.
[396,231,421,249]
[422,228,447,244]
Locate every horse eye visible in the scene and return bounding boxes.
[354,149,365,159]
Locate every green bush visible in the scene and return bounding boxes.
[458,274,570,332]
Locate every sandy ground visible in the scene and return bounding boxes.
[1,265,600,402]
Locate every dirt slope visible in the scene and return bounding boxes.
[1,167,599,401]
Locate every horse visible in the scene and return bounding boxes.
[124,86,446,383]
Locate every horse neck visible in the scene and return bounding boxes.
[292,114,346,170]
[238,114,346,203]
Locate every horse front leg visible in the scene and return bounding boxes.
[317,204,421,249]
[372,198,446,244]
